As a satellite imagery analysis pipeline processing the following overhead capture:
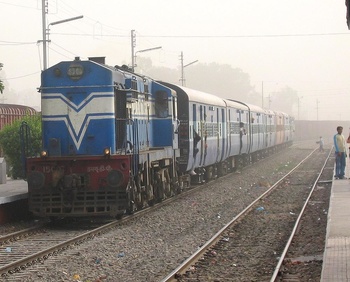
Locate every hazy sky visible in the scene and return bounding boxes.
[1,0,350,121]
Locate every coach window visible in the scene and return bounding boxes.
[155,91,169,118]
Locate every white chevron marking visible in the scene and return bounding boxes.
[42,92,115,150]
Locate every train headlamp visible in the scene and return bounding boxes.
[40,150,48,158]
[67,64,84,80]
[107,170,123,188]
[103,148,111,157]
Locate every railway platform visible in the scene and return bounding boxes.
[0,178,28,224]
[0,177,28,204]
[321,164,350,282]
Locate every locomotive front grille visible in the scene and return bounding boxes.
[29,190,127,217]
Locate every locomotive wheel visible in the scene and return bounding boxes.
[126,175,144,213]
[135,173,145,210]
[173,178,181,195]
[136,198,144,210]
[236,157,244,170]
[177,176,185,193]
[126,183,136,215]
[164,178,171,198]
[157,183,164,202]
[144,184,154,207]
[165,183,171,198]
[156,182,164,203]
[153,170,164,202]
[205,166,213,182]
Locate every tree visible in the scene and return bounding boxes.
[270,86,299,115]
[135,58,255,102]
[0,63,4,94]
[0,114,42,179]
[134,57,298,112]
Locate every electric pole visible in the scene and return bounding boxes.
[131,30,136,72]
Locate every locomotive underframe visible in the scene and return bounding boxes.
[29,189,127,217]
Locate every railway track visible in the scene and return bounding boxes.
[0,142,318,281]
[0,225,46,247]
[161,147,331,281]
[0,175,234,280]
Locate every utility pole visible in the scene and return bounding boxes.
[39,0,83,70]
[261,81,264,108]
[179,51,198,86]
[316,99,320,120]
[131,30,136,72]
[180,52,184,86]
[41,0,48,70]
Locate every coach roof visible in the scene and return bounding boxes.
[174,85,226,107]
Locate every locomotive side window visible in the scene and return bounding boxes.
[131,80,137,90]
[144,84,149,101]
[155,91,168,118]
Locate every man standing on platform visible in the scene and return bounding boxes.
[333,126,346,179]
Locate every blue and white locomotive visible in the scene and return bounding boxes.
[26,57,294,218]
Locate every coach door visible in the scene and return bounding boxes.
[220,108,225,162]
[172,94,179,149]
[215,108,224,163]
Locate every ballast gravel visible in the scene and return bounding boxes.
[7,142,326,282]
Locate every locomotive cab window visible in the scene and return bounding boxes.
[155,91,168,118]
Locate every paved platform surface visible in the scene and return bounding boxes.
[321,160,350,282]
[0,177,28,204]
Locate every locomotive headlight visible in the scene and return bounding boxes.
[27,171,45,190]
[67,64,84,80]
[107,170,124,188]
[40,150,48,158]
[103,147,111,157]
[54,68,62,77]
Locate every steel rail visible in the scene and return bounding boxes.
[269,147,333,281]
[0,224,46,246]
[0,143,299,279]
[0,180,215,278]
[161,148,318,282]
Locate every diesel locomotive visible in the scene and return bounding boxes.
[26,57,294,218]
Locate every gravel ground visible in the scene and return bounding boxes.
[279,150,333,281]
[176,146,330,281]
[7,142,325,282]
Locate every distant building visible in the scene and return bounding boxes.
[0,103,37,131]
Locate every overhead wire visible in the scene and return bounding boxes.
[0,40,37,46]
[2,1,350,98]
[50,32,350,39]
[0,0,38,10]
[2,71,40,80]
